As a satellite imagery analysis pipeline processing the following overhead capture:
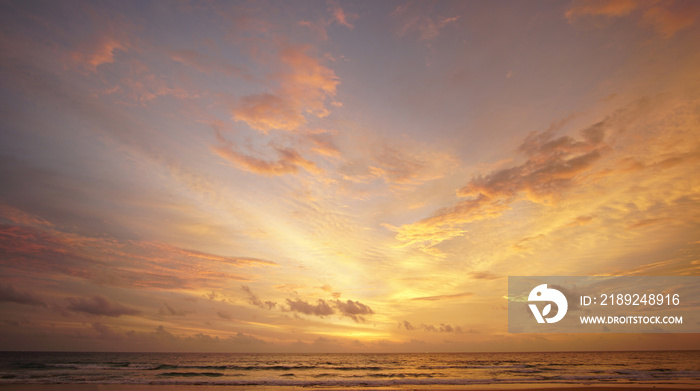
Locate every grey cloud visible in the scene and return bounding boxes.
[333,299,373,322]
[286,298,334,316]
[158,303,190,316]
[241,285,276,309]
[421,323,463,333]
[65,295,141,317]
[229,332,267,345]
[285,297,375,321]
[469,272,501,280]
[92,322,122,340]
[0,284,45,306]
[411,292,473,301]
[216,311,232,320]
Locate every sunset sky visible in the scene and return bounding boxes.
[1,0,699,352]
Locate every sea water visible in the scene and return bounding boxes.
[0,350,698,387]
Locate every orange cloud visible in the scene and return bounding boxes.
[232,43,338,132]
[393,120,608,252]
[213,143,320,176]
[641,1,700,38]
[232,93,306,132]
[565,0,639,20]
[308,133,342,158]
[370,146,458,186]
[328,1,356,29]
[278,43,339,116]
[566,0,700,37]
[339,142,458,190]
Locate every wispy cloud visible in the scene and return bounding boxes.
[213,143,320,176]
[411,292,473,301]
[241,285,276,309]
[328,1,356,29]
[299,1,357,40]
[399,320,464,333]
[0,209,274,292]
[392,2,460,42]
[393,119,608,253]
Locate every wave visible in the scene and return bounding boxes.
[149,364,383,371]
[2,351,698,387]
[158,372,225,378]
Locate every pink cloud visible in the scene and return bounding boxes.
[70,36,127,72]
[392,2,460,42]
[0,209,275,291]
[298,1,357,40]
[328,1,357,29]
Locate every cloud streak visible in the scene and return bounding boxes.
[0,210,274,292]
[411,292,473,301]
[213,143,320,176]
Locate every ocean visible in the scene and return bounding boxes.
[0,351,698,388]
